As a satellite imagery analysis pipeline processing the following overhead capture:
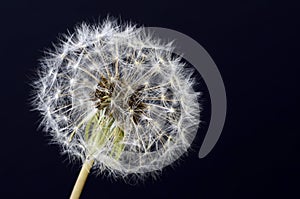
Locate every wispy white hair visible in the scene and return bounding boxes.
[32,19,201,178]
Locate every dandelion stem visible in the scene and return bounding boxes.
[70,158,94,199]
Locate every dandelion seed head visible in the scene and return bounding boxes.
[32,19,201,178]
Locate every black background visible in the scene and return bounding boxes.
[0,0,299,198]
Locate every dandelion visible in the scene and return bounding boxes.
[32,19,201,198]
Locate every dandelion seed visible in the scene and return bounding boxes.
[32,19,201,198]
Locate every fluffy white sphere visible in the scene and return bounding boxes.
[32,20,201,177]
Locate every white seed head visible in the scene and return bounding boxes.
[32,19,201,178]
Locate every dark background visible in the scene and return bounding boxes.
[0,0,299,198]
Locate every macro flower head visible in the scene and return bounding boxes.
[32,19,201,178]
